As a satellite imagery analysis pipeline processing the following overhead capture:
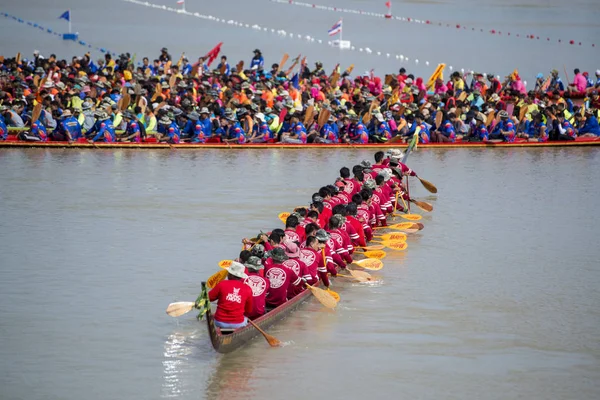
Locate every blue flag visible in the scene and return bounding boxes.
[59,10,70,22]
[291,73,299,90]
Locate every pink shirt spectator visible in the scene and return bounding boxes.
[573,73,587,92]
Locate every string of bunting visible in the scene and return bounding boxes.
[268,0,595,48]
[118,0,492,83]
[0,11,121,58]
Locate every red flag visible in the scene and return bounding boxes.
[385,1,391,7]
[204,42,223,67]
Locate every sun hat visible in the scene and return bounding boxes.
[199,107,210,114]
[270,247,288,263]
[251,244,265,258]
[61,110,72,118]
[315,229,330,242]
[283,240,300,258]
[226,261,248,279]
[244,256,264,271]
[256,112,265,122]
[159,116,172,125]
[187,111,200,121]
[363,179,377,190]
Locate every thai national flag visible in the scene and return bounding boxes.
[328,19,342,36]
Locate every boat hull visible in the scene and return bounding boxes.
[202,281,314,354]
[1,138,599,149]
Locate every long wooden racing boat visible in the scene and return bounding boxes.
[201,281,316,354]
[1,137,599,149]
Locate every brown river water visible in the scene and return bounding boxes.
[1,147,599,400]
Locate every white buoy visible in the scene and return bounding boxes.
[524,80,527,86]
[271,28,275,32]
[359,48,363,52]
[425,61,429,66]
[318,39,322,43]
[449,66,453,70]
[386,53,390,57]
[461,68,465,73]
[395,55,399,59]
[351,46,355,50]
[415,59,419,64]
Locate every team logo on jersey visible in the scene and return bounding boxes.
[283,259,301,276]
[330,231,344,247]
[266,267,287,289]
[245,275,267,296]
[225,287,242,303]
[345,181,354,194]
[285,231,300,243]
[299,249,316,266]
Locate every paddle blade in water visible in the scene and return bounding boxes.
[374,232,407,242]
[306,284,338,309]
[218,259,233,269]
[362,250,387,259]
[374,221,414,230]
[383,241,408,251]
[278,212,290,224]
[411,200,433,212]
[247,319,282,347]
[401,214,422,221]
[347,268,373,280]
[166,301,196,317]
[418,177,438,194]
[352,258,384,271]
[327,289,340,302]
[207,269,228,289]
[356,244,385,251]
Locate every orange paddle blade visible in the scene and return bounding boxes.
[383,241,408,251]
[278,212,290,224]
[352,258,384,271]
[327,289,340,302]
[374,221,414,230]
[362,250,387,259]
[397,214,422,221]
[374,232,407,242]
[356,244,385,251]
[207,269,228,289]
[218,260,233,269]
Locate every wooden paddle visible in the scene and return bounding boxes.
[518,105,528,122]
[485,110,495,128]
[164,60,172,73]
[276,53,289,74]
[169,74,177,90]
[305,283,338,309]
[361,250,387,259]
[247,319,281,347]
[457,92,467,102]
[350,258,383,271]
[337,273,369,283]
[31,103,42,123]
[236,60,244,73]
[166,301,196,317]
[16,52,21,65]
[327,289,340,302]
[410,199,433,212]
[303,105,314,126]
[435,110,443,129]
[417,177,437,193]
[373,232,407,241]
[344,64,355,75]
[284,54,301,76]
[317,109,330,128]
[346,268,373,280]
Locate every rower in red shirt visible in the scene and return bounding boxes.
[353,193,373,241]
[264,248,303,308]
[243,256,270,320]
[284,215,305,244]
[208,261,253,329]
[332,204,358,253]
[346,203,367,247]
[310,200,330,229]
[298,236,331,287]
[316,229,344,274]
[282,240,309,297]
[370,151,387,175]
[260,229,286,269]
[340,167,358,197]
[327,215,354,264]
